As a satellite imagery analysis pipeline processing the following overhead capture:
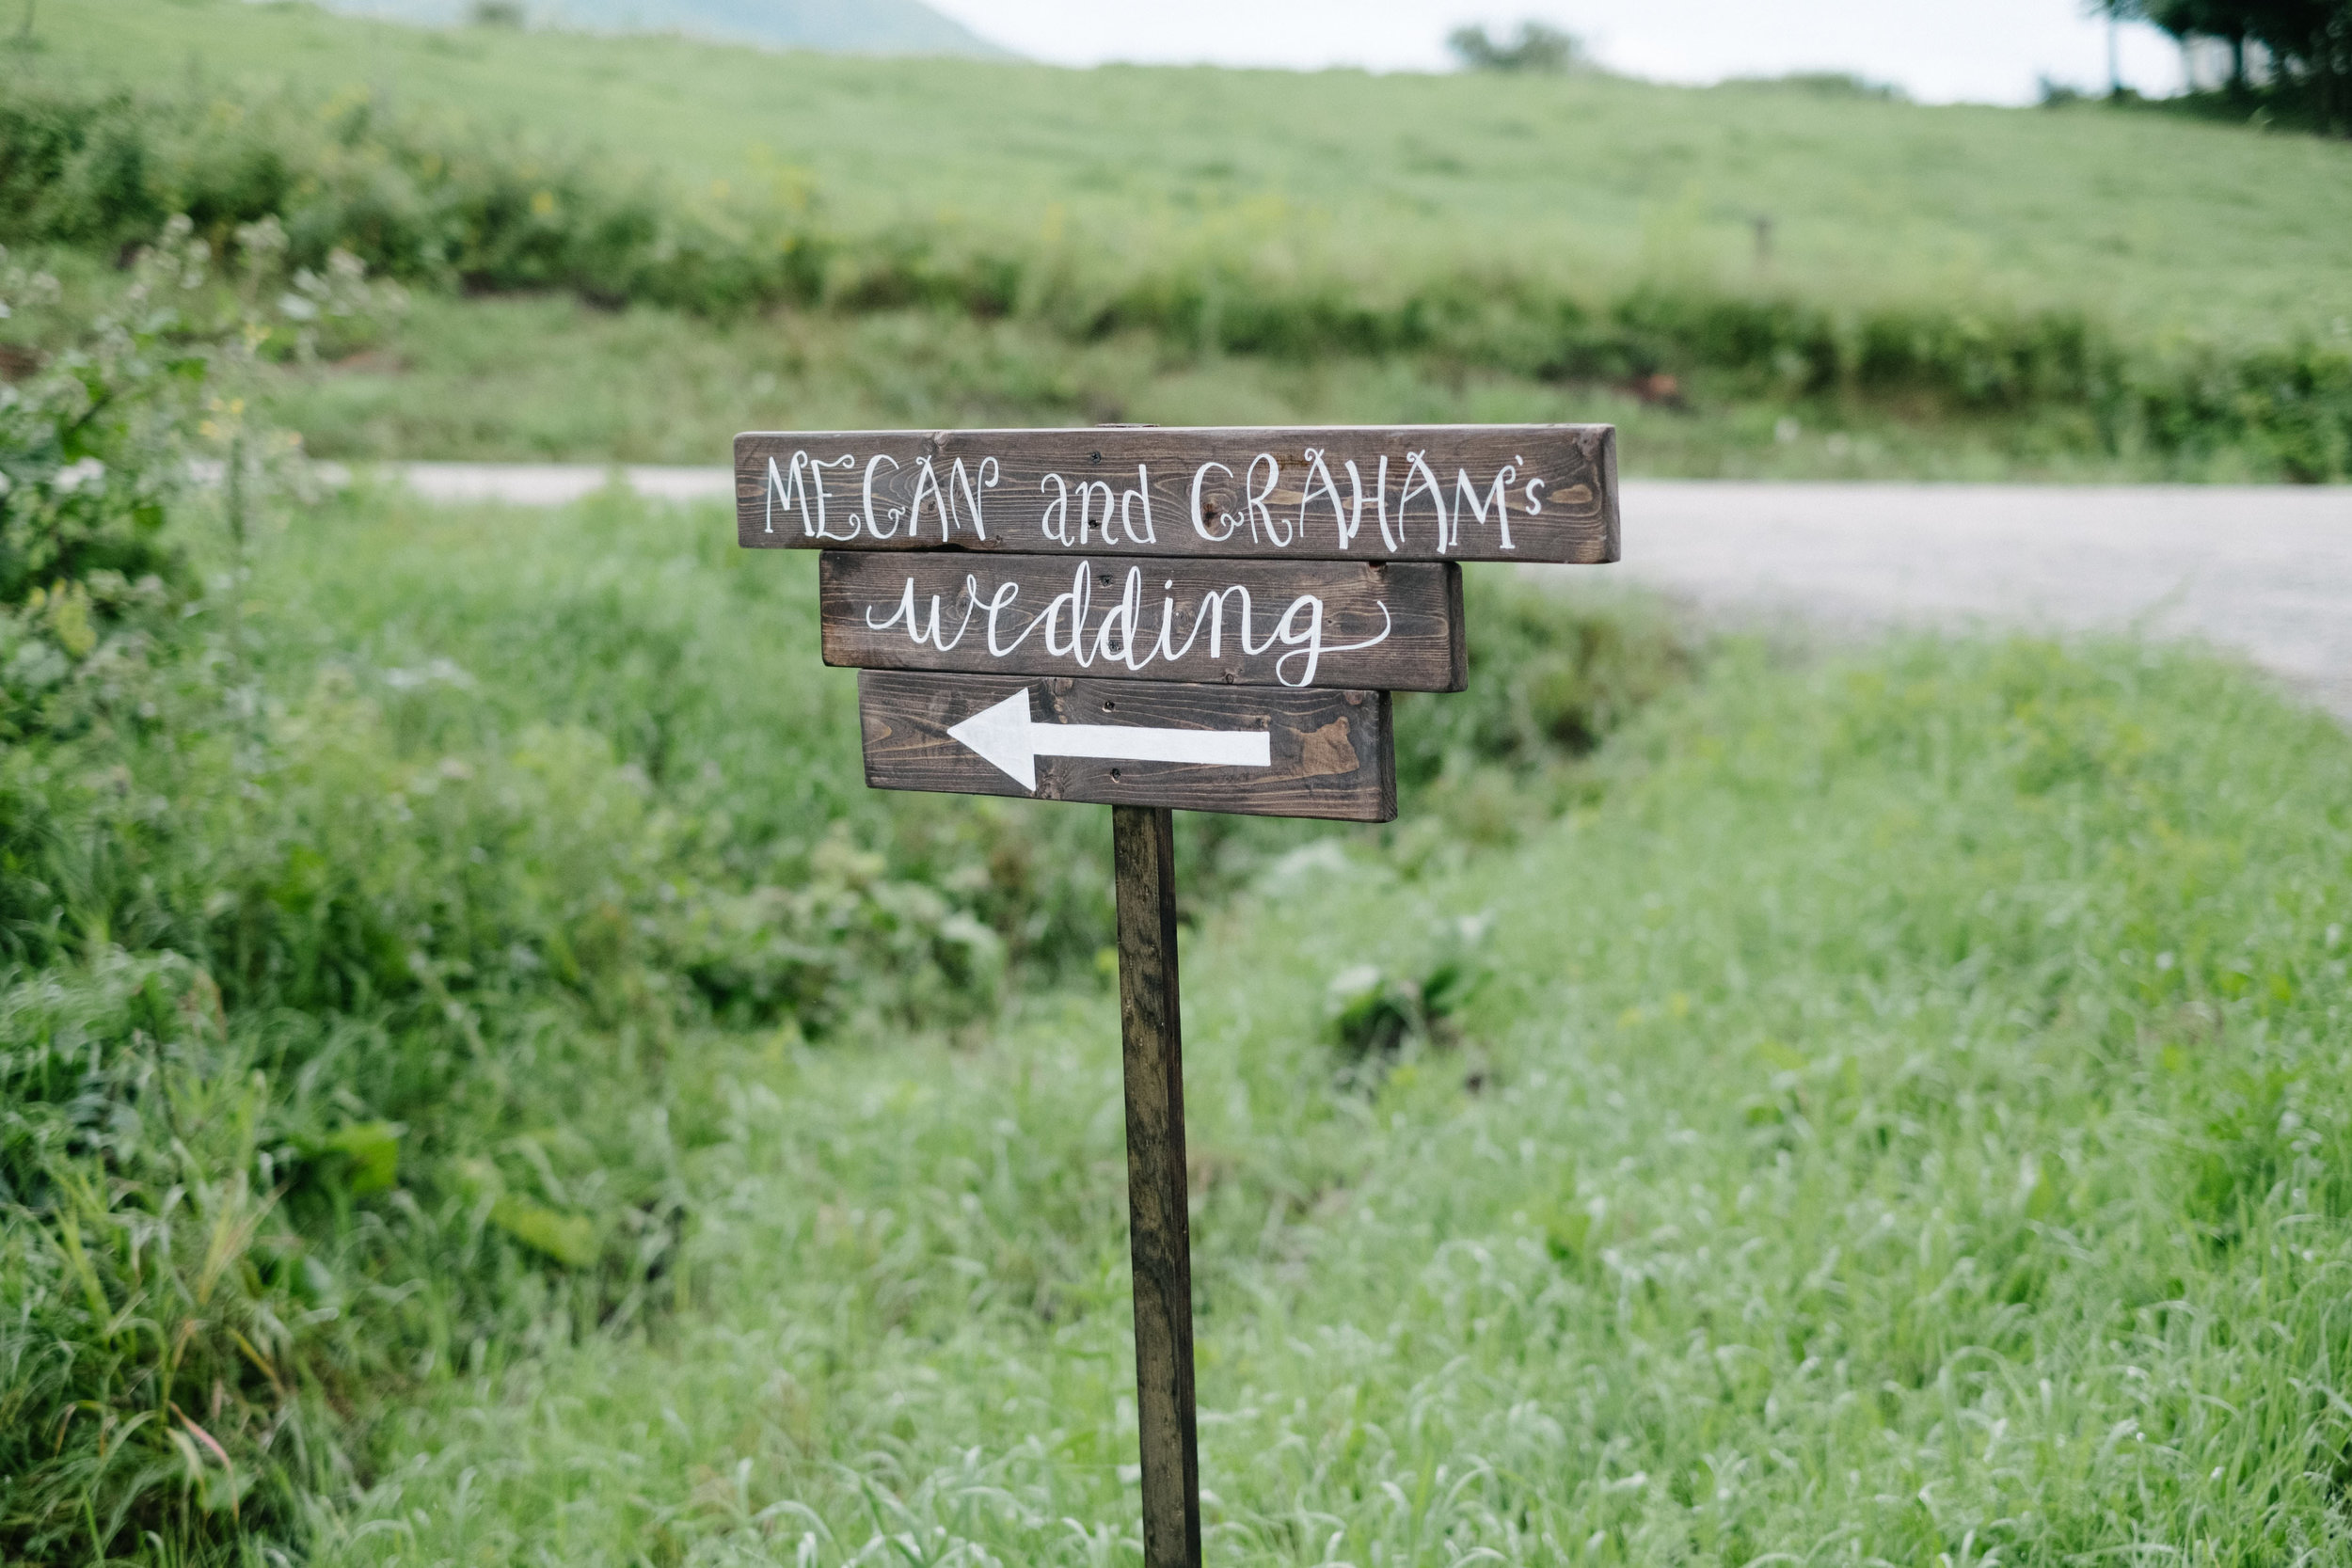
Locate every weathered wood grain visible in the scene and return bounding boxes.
[737,424,1616,563]
[821,552,1465,690]
[1113,804,1202,1568]
[858,671,1397,821]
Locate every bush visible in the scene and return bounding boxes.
[0,243,197,742]
[1394,569,1695,790]
[0,594,1024,1561]
[2,211,408,746]
[0,213,872,1564]
[1322,911,1494,1062]
[2137,339,2352,481]
[0,87,831,310]
[1447,21,1586,73]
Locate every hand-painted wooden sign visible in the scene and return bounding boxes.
[737,420,1619,1568]
[737,424,1618,563]
[744,423,1617,824]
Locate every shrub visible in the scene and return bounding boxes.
[1322,911,1495,1062]
[2137,339,2352,481]
[0,85,832,311]
[0,596,1025,1561]
[0,243,197,742]
[1447,21,1587,74]
[1394,569,1695,790]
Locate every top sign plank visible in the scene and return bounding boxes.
[735,424,1617,563]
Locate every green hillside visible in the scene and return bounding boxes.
[3,0,2346,474]
[23,0,2352,341]
[305,0,1009,56]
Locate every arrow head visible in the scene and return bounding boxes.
[947,687,1038,791]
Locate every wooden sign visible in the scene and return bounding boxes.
[737,424,1618,563]
[820,552,1466,691]
[736,420,1618,1568]
[859,671,1396,821]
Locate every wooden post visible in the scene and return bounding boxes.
[1112,804,1202,1568]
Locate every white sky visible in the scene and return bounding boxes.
[921,0,2191,105]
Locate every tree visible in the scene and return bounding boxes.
[2105,0,2351,130]
[1447,21,1585,73]
[2235,0,2352,129]
[2140,0,2252,87]
[2090,0,2135,93]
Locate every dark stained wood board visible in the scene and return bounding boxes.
[1112,804,1202,1568]
[859,670,1396,822]
[738,424,1617,563]
[820,552,1466,691]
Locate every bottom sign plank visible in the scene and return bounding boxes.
[859,670,1396,821]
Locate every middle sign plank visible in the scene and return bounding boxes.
[820,553,1466,690]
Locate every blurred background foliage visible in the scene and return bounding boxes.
[1,0,2349,477]
[0,76,2344,476]
[2107,0,2352,135]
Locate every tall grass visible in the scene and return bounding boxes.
[8,425,2349,1566]
[298,631,2352,1566]
[0,477,1679,1564]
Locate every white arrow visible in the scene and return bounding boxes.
[946,688,1272,791]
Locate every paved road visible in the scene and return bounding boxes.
[377,464,2352,715]
[1580,483,2352,718]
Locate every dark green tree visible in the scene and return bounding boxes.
[2143,0,2254,87]
[2107,0,2343,128]
[2102,0,2349,130]
[2236,0,2352,129]
[1446,21,1584,73]
[2090,0,2137,93]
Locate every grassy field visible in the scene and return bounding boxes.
[278,559,2352,1566]
[9,473,2352,1563]
[26,0,2352,342]
[0,469,1686,1562]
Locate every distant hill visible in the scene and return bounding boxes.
[303,0,1012,55]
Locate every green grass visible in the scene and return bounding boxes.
[0,480,1682,1563]
[316,0,1010,56]
[24,0,2352,344]
[10,476,2352,1563]
[8,6,2352,1556]
[278,293,2238,478]
[293,622,2352,1565]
